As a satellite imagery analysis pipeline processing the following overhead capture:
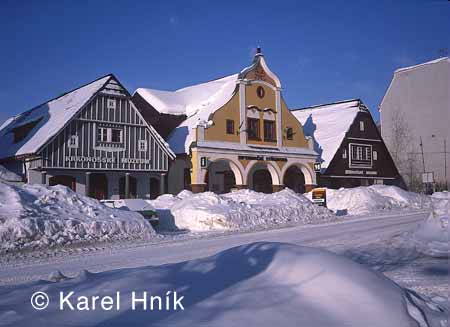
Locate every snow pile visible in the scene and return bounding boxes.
[0,182,155,251]
[150,188,336,232]
[0,242,446,327]
[311,185,430,215]
[0,165,22,182]
[413,191,448,257]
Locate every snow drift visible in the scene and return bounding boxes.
[0,242,446,327]
[150,189,336,232]
[0,182,155,252]
[310,185,430,215]
[413,191,449,257]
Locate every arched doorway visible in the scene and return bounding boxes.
[49,175,76,191]
[283,165,306,193]
[247,162,277,194]
[89,173,108,200]
[149,177,160,199]
[206,160,237,194]
[119,175,137,199]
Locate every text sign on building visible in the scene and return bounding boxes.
[65,156,151,164]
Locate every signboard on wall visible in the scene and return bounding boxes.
[312,188,327,207]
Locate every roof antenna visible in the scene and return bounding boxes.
[256,46,262,55]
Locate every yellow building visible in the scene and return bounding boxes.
[133,48,317,195]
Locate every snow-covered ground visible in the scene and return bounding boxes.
[307,185,430,215]
[412,191,448,258]
[0,182,155,252]
[0,241,447,327]
[0,165,22,182]
[149,188,336,232]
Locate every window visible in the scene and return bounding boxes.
[138,140,147,151]
[97,126,123,144]
[111,128,123,143]
[373,150,378,160]
[107,98,116,110]
[68,135,78,148]
[247,118,260,140]
[263,120,276,142]
[374,179,384,185]
[342,148,347,159]
[97,127,108,142]
[256,86,265,98]
[359,121,365,131]
[226,119,234,134]
[286,127,294,140]
[349,143,372,168]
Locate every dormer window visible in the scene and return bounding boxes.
[10,118,42,143]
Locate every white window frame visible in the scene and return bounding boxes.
[349,143,373,168]
[359,121,365,131]
[107,98,116,110]
[97,126,123,143]
[138,139,147,152]
[373,150,378,160]
[68,135,79,149]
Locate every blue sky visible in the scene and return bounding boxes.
[0,0,448,125]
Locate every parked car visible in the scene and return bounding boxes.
[101,199,159,227]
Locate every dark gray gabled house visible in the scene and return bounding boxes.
[0,74,175,199]
[292,99,404,189]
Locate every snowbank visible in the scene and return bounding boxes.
[150,188,336,232]
[308,185,429,215]
[413,191,448,257]
[0,242,446,326]
[0,165,22,182]
[0,182,155,251]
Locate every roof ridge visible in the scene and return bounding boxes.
[10,73,113,124]
[395,57,449,74]
[291,98,360,111]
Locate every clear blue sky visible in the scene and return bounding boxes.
[1,0,448,125]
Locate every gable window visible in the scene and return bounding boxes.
[111,128,123,143]
[97,126,123,144]
[68,135,79,149]
[263,120,276,142]
[373,150,378,160]
[247,118,260,140]
[342,148,347,159]
[107,98,116,110]
[138,140,147,151]
[359,121,365,131]
[226,119,234,135]
[97,127,108,142]
[349,143,372,168]
[256,86,265,98]
[286,127,294,140]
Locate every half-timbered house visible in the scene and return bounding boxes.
[292,99,403,188]
[0,74,174,199]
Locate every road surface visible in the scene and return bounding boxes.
[2,210,440,296]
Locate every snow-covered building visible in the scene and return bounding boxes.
[380,57,450,190]
[133,48,317,194]
[0,74,174,200]
[292,99,402,188]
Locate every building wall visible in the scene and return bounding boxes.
[380,59,450,188]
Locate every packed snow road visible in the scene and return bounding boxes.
[0,210,439,296]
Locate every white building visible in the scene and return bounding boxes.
[379,57,450,190]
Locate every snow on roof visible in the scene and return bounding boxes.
[0,75,111,159]
[394,56,449,74]
[136,74,239,154]
[291,99,361,168]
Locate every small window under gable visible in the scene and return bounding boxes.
[373,150,378,160]
[107,98,116,110]
[138,140,147,152]
[68,135,79,149]
[359,121,365,131]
